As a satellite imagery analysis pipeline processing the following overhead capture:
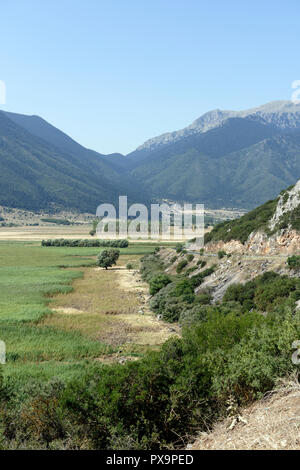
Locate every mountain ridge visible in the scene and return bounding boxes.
[1,100,300,212]
[132,100,300,156]
[0,111,144,211]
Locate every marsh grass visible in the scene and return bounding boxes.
[0,243,159,385]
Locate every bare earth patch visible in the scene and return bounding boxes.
[190,378,300,450]
[42,255,179,355]
[52,307,84,315]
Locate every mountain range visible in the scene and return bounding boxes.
[1,100,300,212]
[0,111,144,211]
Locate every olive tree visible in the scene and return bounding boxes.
[97,248,120,269]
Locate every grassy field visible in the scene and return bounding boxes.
[0,240,173,391]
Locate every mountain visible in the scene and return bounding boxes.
[0,111,142,212]
[125,101,300,208]
[2,101,300,213]
[132,100,300,157]
[4,111,129,168]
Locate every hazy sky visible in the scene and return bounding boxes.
[0,0,299,154]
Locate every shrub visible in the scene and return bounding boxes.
[223,272,300,312]
[126,263,133,270]
[41,239,129,248]
[187,254,194,262]
[149,274,171,296]
[172,279,194,297]
[218,250,226,259]
[175,243,184,253]
[140,254,164,283]
[197,260,207,268]
[176,260,188,273]
[186,266,197,275]
[190,267,215,288]
[287,255,300,271]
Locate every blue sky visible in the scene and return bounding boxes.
[0,0,299,154]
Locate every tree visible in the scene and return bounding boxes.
[96,249,120,269]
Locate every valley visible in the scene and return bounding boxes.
[1,102,300,451]
[2,101,300,213]
[2,1,299,455]
[0,179,300,449]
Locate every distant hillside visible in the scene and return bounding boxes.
[2,101,300,212]
[4,111,127,169]
[132,100,300,156]
[126,107,300,208]
[0,111,143,212]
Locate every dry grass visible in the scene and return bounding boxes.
[40,256,140,339]
[190,375,300,450]
[0,225,94,240]
[40,255,179,354]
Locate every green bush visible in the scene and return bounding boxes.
[223,272,300,312]
[197,260,207,268]
[218,250,226,259]
[149,274,171,296]
[41,239,129,248]
[176,260,188,273]
[190,267,215,288]
[140,254,164,283]
[287,255,300,270]
[175,243,184,253]
[186,266,197,275]
[187,254,194,262]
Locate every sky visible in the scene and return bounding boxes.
[0,0,300,154]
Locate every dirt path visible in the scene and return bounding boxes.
[42,256,180,359]
[115,266,180,347]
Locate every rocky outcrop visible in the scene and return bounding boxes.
[269,179,300,231]
[136,101,300,153]
[206,179,300,255]
[206,229,300,255]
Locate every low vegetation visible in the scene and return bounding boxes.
[1,272,298,449]
[0,242,299,450]
[287,255,300,271]
[205,197,278,244]
[41,239,129,248]
[41,218,72,225]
